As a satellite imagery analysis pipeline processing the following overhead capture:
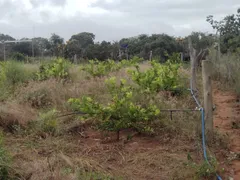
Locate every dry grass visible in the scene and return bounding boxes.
[0,102,37,132]
[208,49,240,96]
[0,61,229,180]
[4,128,197,180]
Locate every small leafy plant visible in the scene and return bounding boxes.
[128,60,183,94]
[186,153,219,179]
[36,58,70,81]
[37,109,58,134]
[68,77,160,139]
[120,56,144,67]
[81,57,143,77]
[81,59,121,77]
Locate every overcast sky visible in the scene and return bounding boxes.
[0,0,239,41]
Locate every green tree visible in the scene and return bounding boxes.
[65,32,95,59]
[49,33,64,57]
[11,38,32,56]
[206,8,240,53]
[70,32,95,49]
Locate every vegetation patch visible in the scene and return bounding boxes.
[36,58,71,81]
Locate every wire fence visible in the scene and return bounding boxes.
[56,64,222,180]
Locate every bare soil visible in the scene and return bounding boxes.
[4,128,198,180]
[213,85,240,179]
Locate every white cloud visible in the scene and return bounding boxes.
[0,0,239,41]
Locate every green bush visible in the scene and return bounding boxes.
[11,52,26,62]
[120,56,144,67]
[68,77,160,138]
[0,61,34,100]
[36,58,70,81]
[185,153,220,179]
[128,60,184,94]
[81,57,143,77]
[37,109,58,134]
[81,59,121,77]
[0,61,32,87]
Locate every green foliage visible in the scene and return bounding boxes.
[81,57,142,77]
[37,109,58,134]
[164,52,182,64]
[207,9,240,53]
[11,52,26,62]
[36,58,70,81]
[128,60,183,94]
[186,154,219,179]
[120,56,144,67]
[0,133,11,179]
[49,33,64,57]
[0,61,34,99]
[68,77,160,134]
[80,59,116,77]
[0,61,32,87]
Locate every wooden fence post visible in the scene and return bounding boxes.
[202,60,213,135]
[74,54,77,64]
[149,50,152,61]
[188,37,197,92]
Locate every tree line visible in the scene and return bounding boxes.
[0,9,239,62]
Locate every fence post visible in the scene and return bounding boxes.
[202,60,213,136]
[149,50,152,61]
[74,54,77,64]
[188,37,197,92]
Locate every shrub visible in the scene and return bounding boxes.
[11,52,26,62]
[36,58,70,81]
[37,109,58,134]
[0,61,32,87]
[165,52,182,64]
[128,60,184,94]
[81,57,143,78]
[186,154,219,179]
[120,56,144,67]
[0,61,34,99]
[68,77,160,139]
[81,59,121,77]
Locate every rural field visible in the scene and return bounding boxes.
[0,52,239,180]
[0,5,240,180]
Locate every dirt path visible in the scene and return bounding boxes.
[213,87,240,179]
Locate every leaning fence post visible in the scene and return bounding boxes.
[188,37,197,92]
[202,60,213,136]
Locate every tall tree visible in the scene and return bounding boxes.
[207,8,240,53]
[66,32,95,58]
[49,33,64,57]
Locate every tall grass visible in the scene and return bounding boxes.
[0,133,11,179]
[0,61,36,100]
[208,49,240,95]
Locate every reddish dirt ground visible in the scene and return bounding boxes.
[213,87,240,179]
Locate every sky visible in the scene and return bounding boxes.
[0,0,239,41]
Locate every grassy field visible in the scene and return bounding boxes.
[0,58,229,179]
